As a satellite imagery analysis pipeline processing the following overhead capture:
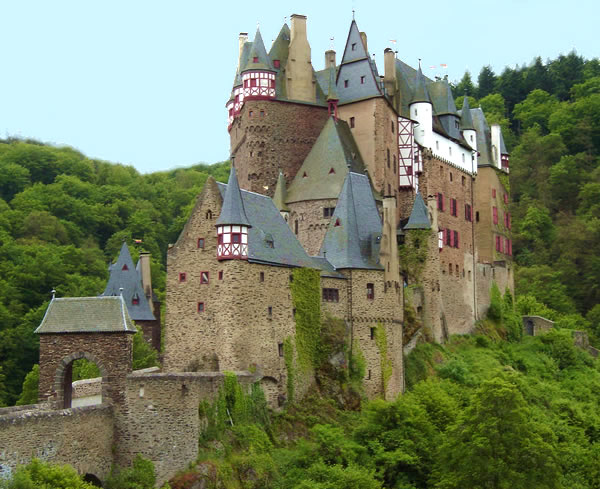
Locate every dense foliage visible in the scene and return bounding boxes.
[0,138,229,405]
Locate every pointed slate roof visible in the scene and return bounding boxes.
[320,172,383,270]
[272,170,290,212]
[216,166,251,226]
[216,183,316,268]
[411,65,431,104]
[36,296,136,334]
[498,129,509,155]
[340,20,368,65]
[470,108,493,166]
[404,193,431,230]
[429,79,458,116]
[460,96,475,131]
[268,23,290,67]
[286,117,368,203]
[241,28,273,72]
[101,242,155,321]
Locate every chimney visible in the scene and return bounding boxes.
[287,14,315,103]
[490,124,501,168]
[360,32,368,52]
[238,32,248,70]
[384,48,396,97]
[325,49,336,69]
[138,253,152,299]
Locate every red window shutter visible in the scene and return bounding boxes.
[493,207,498,224]
[504,193,508,204]
[495,236,500,251]
[454,231,459,248]
[492,189,496,198]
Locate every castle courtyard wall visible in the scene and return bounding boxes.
[0,404,114,481]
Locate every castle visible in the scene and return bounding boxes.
[0,13,513,486]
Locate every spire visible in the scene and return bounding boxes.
[404,193,431,230]
[216,165,251,227]
[340,19,369,65]
[272,170,290,212]
[242,28,273,72]
[411,63,431,104]
[460,95,475,131]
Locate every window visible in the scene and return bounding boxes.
[273,59,280,68]
[449,172,453,182]
[278,343,284,357]
[462,176,466,186]
[350,117,355,128]
[465,204,472,221]
[492,188,496,198]
[436,141,439,150]
[197,302,204,312]
[249,110,253,118]
[366,283,375,300]
[179,272,186,282]
[453,230,459,248]
[445,229,452,246]
[323,207,335,218]
[303,171,308,178]
[391,121,395,133]
[197,238,205,249]
[367,369,372,380]
[122,264,129,271]
[218,270,223,280]
[476,211,480,222]
[393,155,396,173]
[387,148,390,168]
[334,218,341,227]
[462,154,465,163]
[260,272,265,282]
[437,193,445,211]
[232,233,241,244]
[200,271,209,284]
[344,80,349,88]
[351,43,356,50]
[260,110,265,117]
[253,56,258,63]
[438,230,444,250]
[493,207,498,225]
[294,220,298,235]
[268,306,273,317]
[496,235,502,252]
[449,146,452,156]
[448,263,453,274]
[132,295,139,305]
[361,75,366,84]
[450,198,457,217]
[322,288,339,302]
[329,167,335,174]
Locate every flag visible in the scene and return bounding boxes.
[440,63,448,68]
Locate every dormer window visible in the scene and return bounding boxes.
[132,294,140,305]
[361,76,366,84]
[122,264,129,271]
[303,172,308,178]
[253,56,258,63]
[352,43,356,51]
[273,59,280,68]
[329,168,335,174]
[344,80,349,88]
[217,225,248,260]
[334,218,341,227]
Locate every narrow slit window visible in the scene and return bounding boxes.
[200,271,209,284]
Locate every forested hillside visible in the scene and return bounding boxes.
[0,143,229,405]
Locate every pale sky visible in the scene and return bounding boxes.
[1,0,598,173]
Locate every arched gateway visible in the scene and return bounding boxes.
[35,296,136,409]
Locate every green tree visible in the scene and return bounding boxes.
[513,89,559,133]
[454,71,475,97]
[433,375,559,489]
[476,65,496,99]
[1,458,96,489]
[16,364,39,405]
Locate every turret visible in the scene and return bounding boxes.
[460,95,477,152]
[216,164,251,260]
[240,28,276,101]
[410,63,433,148]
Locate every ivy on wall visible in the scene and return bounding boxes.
[290,268,321,372]
[398,229,431,282]
[283,337,295,403]
[374,323,393,393]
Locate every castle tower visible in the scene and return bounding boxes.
[460,95,477,153]
[216,165,251,260]
[410,64,433,148]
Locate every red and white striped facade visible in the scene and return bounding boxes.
[227,71,276,130]
[398,116,421,191]
[217,225,249,260]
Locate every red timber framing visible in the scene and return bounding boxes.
[242,72,276,99]
[216,225,249,260]
[398,116,420,190]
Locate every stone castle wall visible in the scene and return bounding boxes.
[288,198,338,256]
[0,404,114,481]
[229,100,328,195]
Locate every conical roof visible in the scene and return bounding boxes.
[272,170,290,212]
[101,242,155,321]
[268,23,290,67]
[340,20,368,65]
[404,193,431,230]
[460,96,475,131]
[320,172,383,270]
[216,166,251,227]
[241,28,273,72]
[411,64,431,104]
[429,79,458,116]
